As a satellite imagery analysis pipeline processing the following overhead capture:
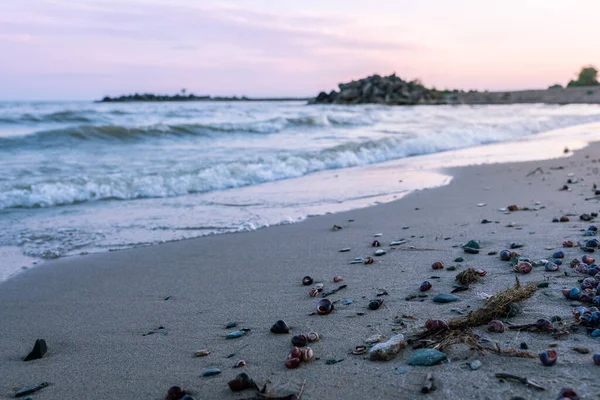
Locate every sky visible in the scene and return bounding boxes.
[1,0,599,100]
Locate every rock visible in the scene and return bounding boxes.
[374,249,386,256]
[201,368,221,377]
[228,372,258,392]
[15,382,49,398]
[454,257,464,262]
[470,360,482,370]
[270,320,289,334]
[24,339,47,361]
[369,334,406,361]
[408,349,447,366]
[433,294,460,303]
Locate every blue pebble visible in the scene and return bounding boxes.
[433,293,460,303]
[552,218,559,223]
[553,258,563,265]
[408,349,448,366]
[591,329,600,338]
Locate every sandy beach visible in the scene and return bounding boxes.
[2,142,600,400]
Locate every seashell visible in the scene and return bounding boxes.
[307,331,320,342]
[352,346,368,355]
[570,258,581,268]
[535,319,554,331]
[581,213,593,221]
[285,357,301,369]
[582,255,595,265]
[513,261,532,274]
[228,372,258,392]
[567,287,581,299]
[166,386,186,400]
[573,306,588,319]
[539,350,557,366]
[226,330,246,339]
[554,258,563,265]
[475,268,487,277]
[563,240,575,248]
[545,261,559,272]
[552,217,559,223]
[372,240,381,247]
[333,275,343,283]
[593,352,600,365]
[592,296,600,306]
[368,298,383,310]
[425,319,448,331]
[581,278,598,290]
[364,257,374,264]
[270,320,289,334]
[499,249,511,261]
[302,276,313,285]
[309,287,319,297]
[589,225,599,232]
[580,292,594,303]
[194,349,210,357]
[586,238,600,248]
[291,334,308,347]
[560,216,569,222]
[233,360,246,368]
[317,299,334,315]
[553,250,565,259]
[509,251,521,259]
[374,249,386,256]
[575,263,590,274]
[487,320,505,333]
[288,346,302,360]
[365,334,386,344]
[431,261,444,270]
[315,283,324,291]
[419,281,432,292]
[300,347,314,362]
[558,388,579,399]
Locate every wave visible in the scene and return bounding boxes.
[0,110,99,124]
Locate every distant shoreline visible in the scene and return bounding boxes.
[97,94,311,103]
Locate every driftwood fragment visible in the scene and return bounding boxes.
[421,373,436,394]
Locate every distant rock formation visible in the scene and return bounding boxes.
[311,74,444,105]
[99,93,244,102]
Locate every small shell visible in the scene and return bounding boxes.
[285,357,301,369]
[570,258,581,268]
[368,298,383,310]
[425,319,448,331]
[431,261,444,270]
[291,334,308,347]
[364,257,374,265]
[513,261,532,274]
[372,240,381,247]
[194,349,210,357]
[352,346,368,355]
[301,347,314,362]
[552,250,565,259]
[560,216,569,222]
[288,346,302,360]
[315,283,324,291]
[302,276,313,285]
[233,360,246,368]
[309,287,319,297]
[499,249,511,261]
[545,261,559,272]
[307,331,320,342]
[539,350,557,366]
[593,352,600,365]
[558,388,578,399]
[586,239,600,248]
[333,275,343,283]
[419,281,432,292]
[270,320,289,334]
[487,320,505,333]
[475,268,487,277]
[317,299,334,315]
[582,255,596,265]
[563,240,574,248]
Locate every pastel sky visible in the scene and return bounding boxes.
[1,0,599,100]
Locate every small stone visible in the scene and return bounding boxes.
[433,294,460,303]
[572,347,590,354]
[270,320,289,334]
[469,360,482,370]
[510,242,524,249]
[194,349,210,357]
[226,322,238,329]
[202,368,221,377]
[463,247,479,254]
[520,342,528,350]
[454,257,464,262]
[537,281,549,288]
[374,249,386,256]
[226,330,246,339]
[339,247,351,252]
[24,339,47,362]
[228,372,258,392]
[408,349,447,366]
[15,382,49,398]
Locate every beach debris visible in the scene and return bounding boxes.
[368,298,384,310]
[563,240,574,248]
[510,242,523,249]
[553,249,565,259]
[352,346,368,355]
[390,240,406,246]
[433,293,460,303]
[234,360,247,368]
[291,334,308,347]
[368,334,406,361]
[325,358,344,365]
[572,347,589,354]
[321,284,346,298]
[431,261,444,270]
[15,382,49,398]
[374,233,382,237]
[301,276,313,285]
[226,322,238,329]
[487,320,505,333]
[23,339,47,362]
[507,205,519,211]
[469,360,482,370]
[408,349,447,366]
[165,386,192,400]
[143,325,167,336]
[419,281,432,292]
[539,350,557,366]
[270,320,290,334]
[481,219,492,224]
[309,287,319,297]
[372,240,381,247]
[365,334,386,344]
[463,240,480,254]
[421,373,436,394]
[332,225,342,231]
[228,372,259,392]
[333,275,343,283]
[202,368,222,376]
[425,320,448,332]
[316,298,334,315]
[560,216,570,222]
[512,261,532,274]
[495,373,545,391]
[374,249,386,256]
[350,257,364,264]
[339,247,351,252]
[364,256,374,264]
[593,353,600,365]
[194,349,210,357]
[456,268,481,285]
[307,331,320,342]
[227,330,247,339]
[315,283,324,291]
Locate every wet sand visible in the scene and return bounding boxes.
[2,142,600,400]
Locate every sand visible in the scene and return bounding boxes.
[2,142,600,400]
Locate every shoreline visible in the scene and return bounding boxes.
[2,139,600,398]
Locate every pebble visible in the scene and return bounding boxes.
[469,360,482,370]
[393,366,409,375]
[226,330,246,339]
[408,349,447,366]
[454,257,464,262]
[339,247,351,252]
[374,249,386,256]
[15,382,49,398]
[23,339,47,362]
[433,294,460,303]
[342,298,353,305]
[202,368,222,377]
[226,322,238,329]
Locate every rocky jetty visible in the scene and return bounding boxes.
[312,74,444,105]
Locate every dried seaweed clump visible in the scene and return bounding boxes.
[455,268,480,285]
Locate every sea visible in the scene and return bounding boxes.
[2,100,600,281]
